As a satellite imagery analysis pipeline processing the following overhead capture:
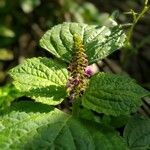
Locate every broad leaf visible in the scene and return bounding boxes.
[82,120,127,150]
[90,130,127,150]
[0,101,127,150]
[82,73,149,116]
[9,57,68,105]
[109,115,130,128]
[0,101,94,150]
[40,22,126,64]
[124,116,150,149]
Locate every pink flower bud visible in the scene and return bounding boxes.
[85,66,93,77]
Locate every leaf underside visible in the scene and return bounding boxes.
[124,116,150,149]
[82,73,149,116]
[0,101,126,150]
[9,57,68,105]
[40,22,126,64]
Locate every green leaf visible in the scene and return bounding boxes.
[124,116,150,149]
[9,57,68,105]
[109,115,130,128]
[0,84,21,110]
[91,131,127,150]
[83,120,128,150]
[40,22,126,64]
[82,73,149,116]
[0,101,128,150]
[0,101,95,150]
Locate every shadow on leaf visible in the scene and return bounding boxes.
[24,85,67,105]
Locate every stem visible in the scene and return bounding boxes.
[122,0,150,66]
[72,98,81,118]
[127,0,150,45]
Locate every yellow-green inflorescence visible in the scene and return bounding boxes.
[66,34,90,101]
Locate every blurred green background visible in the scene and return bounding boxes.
[0,0,150,90]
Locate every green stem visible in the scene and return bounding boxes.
[72,98,81,118]
[122,0,150,66]
[127,1,150,45]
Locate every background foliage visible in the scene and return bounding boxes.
[0,0,150,88]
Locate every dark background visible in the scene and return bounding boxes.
[0,0,150,91]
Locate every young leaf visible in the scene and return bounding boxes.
[40,22,126,64]
[9,57,68,105]
[124,116,150,149]
[82,73,149,116]
[0,101,95,150]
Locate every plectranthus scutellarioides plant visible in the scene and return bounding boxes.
[66,34,92,101]
[5,22,150,149]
